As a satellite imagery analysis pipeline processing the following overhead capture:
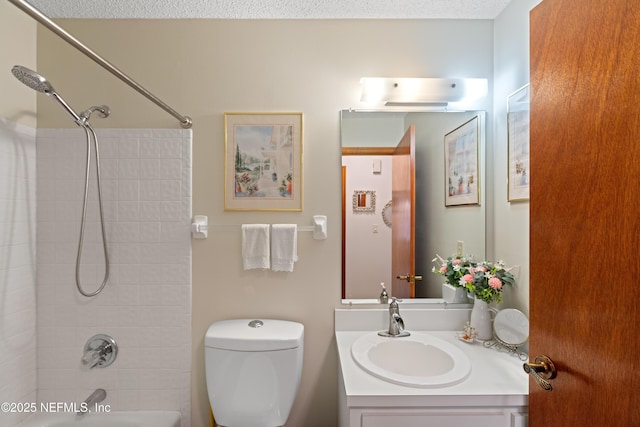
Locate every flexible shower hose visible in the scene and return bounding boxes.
[75,123,110,297]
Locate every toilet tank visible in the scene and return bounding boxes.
[205,319,304,427]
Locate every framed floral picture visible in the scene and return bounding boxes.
[224,112,303,211]
[507,84,530,202]
[444,116,480,207]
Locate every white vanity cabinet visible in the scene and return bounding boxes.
[341,400,527,427]
[336,327,528,427]
[338,363,528,427]
[358,409,526,427]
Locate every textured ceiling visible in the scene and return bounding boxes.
[24,0,511,19]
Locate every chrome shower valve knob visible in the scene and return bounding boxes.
[81,334,118,369]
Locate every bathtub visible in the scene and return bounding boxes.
[16,411,181,427]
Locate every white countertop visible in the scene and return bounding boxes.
[336,326,529,408]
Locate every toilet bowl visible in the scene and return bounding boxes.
[205,319,304,427]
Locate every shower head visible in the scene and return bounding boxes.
[11,65,54,94]
[11,65,84,125]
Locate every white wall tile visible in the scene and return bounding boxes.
[115,222,140,242]
[119,180,139,201]
[157,139,182,159]
[160,201,181,221]
[118,138,140,158]
[140,180,163,201]
[139,222,161,242]
[162,180,182,201]
[160,159,182,180]
[117,201,140,222]
[139,139,161,159]
[100,179,118,202]
[116,264,141,284]
[118,159,140,180]
[98,139,118,159]
[99,158,118,180]
[35,128,192,426]
[111,243,140,264]
[54,157,77,179]
[139,159,161,180]
[139,201,162,221]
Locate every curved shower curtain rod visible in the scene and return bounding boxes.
[8,0,193,129]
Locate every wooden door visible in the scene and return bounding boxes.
[529,0,640,425]
[342,165,347,298]
[391,126,416,298]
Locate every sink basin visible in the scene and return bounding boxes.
[350,331,471,388]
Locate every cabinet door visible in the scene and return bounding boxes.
[360,408,522,427]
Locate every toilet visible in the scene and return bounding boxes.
[204,319,304,427]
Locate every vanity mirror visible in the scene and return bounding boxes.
[493,308,529,346]
[341,110,486,301]
[484,308,529,361]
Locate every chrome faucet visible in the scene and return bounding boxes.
[81,343,111,369]
[77,388,106,415]
[378,297,410,337]
[81,334,118,369]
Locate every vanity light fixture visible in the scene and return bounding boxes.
[359,77,488,107]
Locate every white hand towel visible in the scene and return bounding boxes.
[241,224,270,270]
[271,224,298,272]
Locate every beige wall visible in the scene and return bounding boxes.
[1,0,37,126]
[492,0,542,316]
[35,19,494,426]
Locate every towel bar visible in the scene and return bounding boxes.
[190,215,327,240]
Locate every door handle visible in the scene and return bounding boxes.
[523,355,557,391]
[396,274,423,282]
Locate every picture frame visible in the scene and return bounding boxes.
[224,112,303,211]
[507,83,530,202]
[352,190,376,213]
[444,116,480,207]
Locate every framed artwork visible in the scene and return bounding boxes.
[507,83,530,202]
[224,112,303,211]
[444,116,480,207]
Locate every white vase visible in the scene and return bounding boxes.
[470,298,495,340]
[442,283,470,303]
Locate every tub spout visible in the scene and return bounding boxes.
[77,388,106,415]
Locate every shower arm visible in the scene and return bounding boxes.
[9,0,193,129]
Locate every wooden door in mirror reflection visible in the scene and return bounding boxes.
[341,166,346,299]
[530,0,640,425]
[391,125,416,298]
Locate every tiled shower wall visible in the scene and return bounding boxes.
[0,119,37,427]
[36,128,192,426]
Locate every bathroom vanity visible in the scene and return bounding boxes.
[335,306,528,427]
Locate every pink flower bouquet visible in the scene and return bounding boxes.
[433,255,515,303]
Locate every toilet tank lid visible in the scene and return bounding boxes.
[205,319,304,351]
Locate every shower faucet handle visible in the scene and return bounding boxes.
[81,334,118,369]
